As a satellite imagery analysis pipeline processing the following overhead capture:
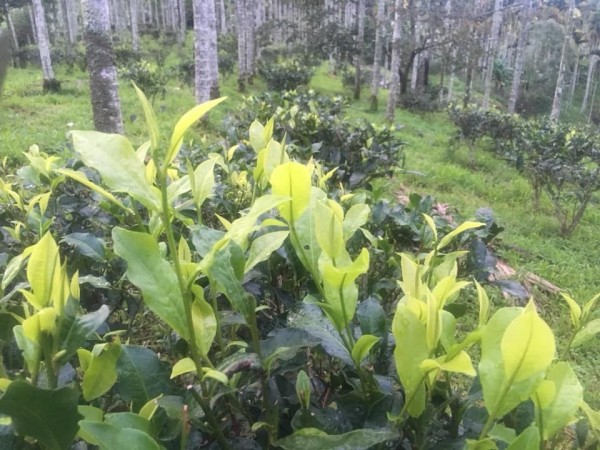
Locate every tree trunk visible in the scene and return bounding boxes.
[82,0,124,133]
[482,0,502,111]
[369,0,385,111]
[245,0,255,81]
[130,0,140,52]
[568,44,580,107]
[3,1,19,52]
[353,0,365,100]
[31,0,59,91]
[581,53,598,114]
[58,0,74,57]
[235,0,247,91]
[551,0,575,123]
[386,0,403,123]
[508,0,532,114]
[217,0,227,35]
[193,0,211,102]
[207,0,219,98]
[177,0,187,43]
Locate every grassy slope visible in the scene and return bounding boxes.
[1,60,599,406]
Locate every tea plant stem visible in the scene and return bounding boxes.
[209,282,226,356]
[560,330,578,361]
[188,385,232,450]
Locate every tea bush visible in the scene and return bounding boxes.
[448,106,600,237]
[258,59,314,91]
[0,93,599,450]
[226,90,405,189]
[118,60,169,104]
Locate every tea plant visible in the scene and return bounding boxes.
[0,91,599,449]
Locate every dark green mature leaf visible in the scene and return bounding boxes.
[0,381,81,450]
[276,428,399,449]
[287,303,352,365]
[62,232,106,261]
[78,421,160,450]
[113,228,188,340]
[206,243,248,314]
[357,297,387,338]
[116,345,171,410]
[57,299,110,362]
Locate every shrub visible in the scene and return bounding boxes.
[258,59,314,91]
[0,94,599,450]
[226,90,405,189]
[118,60,169,103]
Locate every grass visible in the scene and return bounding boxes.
[1,56,600,407]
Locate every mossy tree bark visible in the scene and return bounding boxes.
[82,0,124,134]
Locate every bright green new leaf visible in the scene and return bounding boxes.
[249,119,266,151]
[475,280,490,327]
[439,350,476,376]
[432,276,470,308]
[319,248,369,331]
[291,188,326,275]
[0,380,81,450]
[342,203,370,241]
[56,169,130,213]
[78,421,160,450]
[170,358,196,379]
[580,401,600,437]
[315,201,345,261]
[488,423,517,443]
[2,247,33,291]
[71,131,161,212]
[501,300,555,383]
[582,292,600,320]
[167,97,226,165]
[436,221,484,251]
[480,307,547,420]
[426,291,442,351]
[532,362,582,440]
[465,438,498,450]
[398,254,423,300]
[392,304,429,417]
[351,334,379,366]
[505,425,539,450]
[276,427,398,450]
[202,368,229,385]
[422,214,438,243]
[245,230,289,273]
[561,293,582,328]
[262,140,289,186]
[80,339,122,401]
[26,232,59,309]
[138,396,161,421]
[113,228,188,341]
[270,162,312,224]
[104,412,151,434]
[23,307,57,344]
[132,83,159,154]
[572,318,600,348]
[295,370,311,411]
[191,290,217,356]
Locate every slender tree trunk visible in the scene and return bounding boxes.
[354,0,365,100]
[3,1,19,52]
[386,0,403,123]
[369,0,385,110]
[235,0,247,91]
[508,0,531,113]
[581,53,598,114]
[245,0,255,81]
[130,0,140,52]
[207,0,219,98]
[31,0,59,91]
[82,0,124,133]
[58,0,74,57]
[568,45,580,107]
[177,0,187,43]
[482,0,502,110]
[217,0,227,35]
[29,6,38,45]
[193,0,211,102]
[551,0,575,123]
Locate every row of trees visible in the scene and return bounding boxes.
[3,1,600,130]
